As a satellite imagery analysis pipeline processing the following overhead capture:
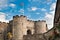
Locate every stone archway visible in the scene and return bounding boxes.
[27,29,31,35]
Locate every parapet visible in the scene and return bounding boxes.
[9,20,13,25]
[13,15,19,18]
[9,20,13,23]
[41,20,46,22]
[34,20,46,22]
[0,21,8,24]
[20,15,26,17]
[38,20,46,22]
[13,15,26,18]
[27,20,34,22]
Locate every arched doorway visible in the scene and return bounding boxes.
[27,29,31,35]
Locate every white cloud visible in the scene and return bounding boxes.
[55,0,57,2]
[9,3,16,8]
[0,0,16,9]
[31,7,37,11]
[0,0,8,9]
[0,12,9,23]
[28,0,39,2]
[46,0,52,5]
[50,3,56,10]
[45,13,52,19]
[45,13,54,29]
[36,13,40,14]
[28,7,41,11]
[45,2,56,30]
[41,8,47,11]
[18,9,24,15]
[28,7,47,12]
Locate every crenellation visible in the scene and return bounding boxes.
[37,20,46,22]
[0,15,48,40]
[27,20,34,22]
[20,15,26,17]
[0,0,60,40]
[13,15,20,19]
[11,15,48,40]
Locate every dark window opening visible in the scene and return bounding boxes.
[27,29,31,34]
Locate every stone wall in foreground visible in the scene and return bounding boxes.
[23,27,60,40]
[23,34,46,40]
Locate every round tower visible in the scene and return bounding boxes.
[35,20,47,34]
[12,15,27,40]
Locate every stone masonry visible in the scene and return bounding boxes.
[12,15,47,40]
[0,15,48,40]
[0,0,60,40]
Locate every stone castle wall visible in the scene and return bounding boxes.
[12,0,60,40]
[12,15,35,40]
[0,15,48,40]
[13,15,27,40]
[23,34,46,40]
[35,20,47,34]
[0,0,60,40]
[11,15,47,40]
[0,22,8,40]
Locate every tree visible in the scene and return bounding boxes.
[7,32,12,40]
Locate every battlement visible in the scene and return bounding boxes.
[0,21,8,24]
[13,15,27,19]
[13,15,20,18]
[0,15,48,40]
[38,20,46,22]
[27,19,46,22]
[27,19,46,23]
[13,15,46,23]
[20,15,26,17]
[27,20,34,22]
[34,20,46,23]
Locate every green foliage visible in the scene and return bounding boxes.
[7,32,12,39]
[57,26,60,31]
[53,34,60,40]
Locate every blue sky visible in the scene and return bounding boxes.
[0,0,57,29]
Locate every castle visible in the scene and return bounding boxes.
[0,0,60,40]
[0,15,48,40]
[12,15,48,40]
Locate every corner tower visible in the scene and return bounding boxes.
[12,15,27,40]
[35,20,47,34]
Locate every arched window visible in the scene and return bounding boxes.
[27,29,31,34]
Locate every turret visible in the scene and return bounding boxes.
[35,20,47,34]
[12,15,27,40]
